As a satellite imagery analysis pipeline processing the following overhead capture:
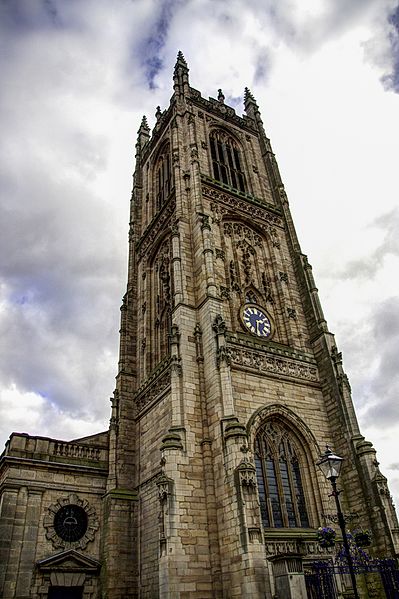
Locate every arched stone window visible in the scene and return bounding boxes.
[210,130,245,192]
[155,143,172,209]
[153,237,172,364]
[255,419,310,529]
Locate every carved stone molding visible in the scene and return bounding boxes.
[265,538,328,559]
[134,358,171,413]
[229,345,319,383]
[204,184,282,228]
[213,314,227,336]
[216,345,232,368]
[279,271,288,283]
[199,213,211,231]
[220,286,230,300]
[170,355,182,376]
[156,474,173,503]
[224,419,247,441]
[160,429,184,451]
[43,494,99,551]
[236,460,257,490]
[136,198,175,259]
[189,87,257,132]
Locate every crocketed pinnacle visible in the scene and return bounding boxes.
[137,115,150,134]
[174,50,188,74]
[244,87,257,106]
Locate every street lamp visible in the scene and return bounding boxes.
[317,446,360,599]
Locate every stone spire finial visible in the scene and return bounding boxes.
[174,50,188,74]
[244,87,262,123]
[218,89,225,103]
[173,51,190,96]
[244,87,258,109]
[155,106,162,121]
[136,115,150,152]
[137,115,150,135]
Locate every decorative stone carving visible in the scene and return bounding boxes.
[223,222,262,246]
[44,494,99,551]
[279,271,288,283]
[200,213,211,231]
[169,324,180,345]
[213,314,227,336]
[137,199,175,259]
[190,143,199,161]
[206,186,283,228]
[216,346,232,368]
[156,473,172,503]
[134,358,171,412]
[189,88,257,132]
[171,220,179,237]
[269,227,280,248]
[170,354,182,376]
[228,346,319,383]
[262,273,274,303]
[287,308,297,320]
[220,286,230,300]
[215,248,225,261]
[237,460,257,490]
[229,260,241,293]
[248,528,262,543]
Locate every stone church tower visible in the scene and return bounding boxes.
[0,52,398,599]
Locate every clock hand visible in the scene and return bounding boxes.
[255,318,260,335]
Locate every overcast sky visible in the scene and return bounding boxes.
[1,0,398,511]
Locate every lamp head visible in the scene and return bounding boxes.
[317,445,344,481]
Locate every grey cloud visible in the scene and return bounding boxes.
[342,208,399,280]
[359,297,399,426]
[381,4,399,92]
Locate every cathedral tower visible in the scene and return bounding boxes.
[103,52,399,597]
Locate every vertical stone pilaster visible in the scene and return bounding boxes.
[0,489,18,597]
[101,490,138,599]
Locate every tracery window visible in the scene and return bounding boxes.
[255,419,310,529]
[153,238,172,363]
[155,143,172,209]
[210,130,245,192]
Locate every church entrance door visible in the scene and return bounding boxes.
[48,587,83,599]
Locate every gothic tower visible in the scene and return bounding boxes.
[1,52,399,599]
[101,52,399,598]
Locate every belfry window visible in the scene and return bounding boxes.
[155,144,172,209]
[210,131,245,192]
[255,419,309,529]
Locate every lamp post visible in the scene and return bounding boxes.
[317,446,360,599]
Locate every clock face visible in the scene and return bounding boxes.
[54,505,88,542]
[242,305,272,338]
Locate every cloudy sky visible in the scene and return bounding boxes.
[1,0,398,510]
